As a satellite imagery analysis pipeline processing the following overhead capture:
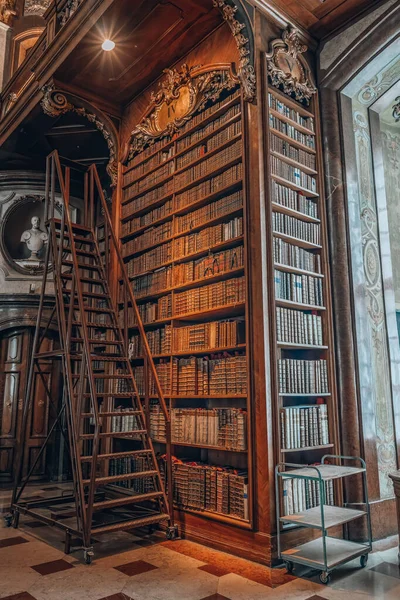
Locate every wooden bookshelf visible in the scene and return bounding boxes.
[265,84,339,496]
[119,87,251,527]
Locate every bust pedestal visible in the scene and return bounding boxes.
[389,471,400,563]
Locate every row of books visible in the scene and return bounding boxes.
[177,103,241,153]
[176,89,240,138]
[121,199,173,237]
[273,238,322,274]
[270,134,316,170]
[129,244,244,300]
[123,221,173,257]
[132,361,171,396]
[126,241,173,277]
[171,353,247,395]
[268,93,315,132]
[175,189,243,234]
[125,158,174,198]
[173,319,244,352]
[126,136,172,169]
[274,269,324,307]
[125,146,174,185]
[128,325,172,358]
[271,156,317,193]
[272,181,318,218]
[278,359,329,394]
[108,456,155,493]
[273,212,320,245]
[110,409,142,433]
[174,276,246,315]
[122,176,173,211]
[176,120,242,171]
[276,307,323,346]
[175,163,243,209]
[280,404,329,449]
[174,217,243,259]
[269,114,315,149]
[168,458,248,519]
[150,407,247,450]
[174,140,242,191]
[283,477,334,516]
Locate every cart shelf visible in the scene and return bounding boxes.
[281,537,369,570]
[283,464,365,481]
[280,505,366,529]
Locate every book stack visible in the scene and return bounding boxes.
[123,221,173,256]
[127,136,173,169]
[111,408,141,434]
[150,404,167,441]
[268,93,314,131]
[270,134,316,170]
[132,266,173,298]
[170,458,248,519]
[172,353,247,395]
[127,241,173,277]
[125,160,174,199]
[109,455,155,493]
[176,89,241,136]
[174,277,246,315]
[278,359,328,394]
[269,114,315,149]
[128,325,172,358]
[177,102,241,152]
[273,213,320,245]
[173,246,244,288]
[276,307,323,345]
[125,146,174,184]
[175,190,243,234]
[174,217,243,259]
[173,319,243,352]
[273,238,321,273]
[176,120,242,170]
[149,360,171,395]
[282,476,334,516]
[272,181,317,218]
[274,269,323,306]
[175,164,243,210]
[122,199,173,237]
[122,176,174,209]
[280,404,329,449]
[271,156,316,192]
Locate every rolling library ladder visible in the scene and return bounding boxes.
[7,151,176,563]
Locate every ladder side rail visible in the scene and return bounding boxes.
[52,155,101,541]
[90,165,173,523]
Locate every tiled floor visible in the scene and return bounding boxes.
[0,487,399,599]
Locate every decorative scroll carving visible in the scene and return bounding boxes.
[393,96,400,122]
[212,0,255,102]
[24,0,51,16]
[127,63,239,160]
[0,0,17,26]
[40,84,118,186]
[58,0,83,26]
[266,27,316,105]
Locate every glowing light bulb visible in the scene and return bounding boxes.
[102,39,115,51]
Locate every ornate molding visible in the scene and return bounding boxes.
[24,0,51,16]
[127,63,239,160]
[40,84,118,186]
[58,0,83,26]
[212,0,255,102]
[0,0,17,26]
[393,96,400,122]
[266,27,316,105]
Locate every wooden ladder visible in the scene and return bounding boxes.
[10,151,176,564]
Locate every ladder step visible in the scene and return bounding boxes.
[91,513,169,534]
[56,232,95,244]
[72,322,117,329]
[81,411,141,418]
[62,289,109,300]
[74,392,139,398]
[82,470,158,486]
[66,307,113,314]
[53,219,91,233]
[90,492,164,511]
[70,338,123,345]
[80,430,146,439]
[60,247,97,257]
[63,275,104,285]
[35,350,64,359]
[71,355,127,362]
[62,260,101,271]
[80,449,152,462]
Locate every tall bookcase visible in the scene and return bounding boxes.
[119,85,253,529]
[265,77,340,514]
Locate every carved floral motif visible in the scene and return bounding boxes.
[40,84,118,186]
[266,27,316,104]
[24,0,51,16]
[392,96,400,122]
[128,64,239,159]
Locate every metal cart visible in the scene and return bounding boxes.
[275,454,372,584]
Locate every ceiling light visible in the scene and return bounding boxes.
[102,39,115,51]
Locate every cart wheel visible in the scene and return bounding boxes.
[319,572,331,585]
[166,525,179,540]
[284,561,294,574]
[3,514,12,528]
[360,554,369,568]
[83,549,94,565]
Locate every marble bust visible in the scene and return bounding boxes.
[20,216,48,261]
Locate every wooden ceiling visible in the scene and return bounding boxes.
[56,0,222,111]
[267,0,385,38]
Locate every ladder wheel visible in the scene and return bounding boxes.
[166,525,178,540]
[360,554,368,568]
[84,549,94,565]
[319,572,331,585]
[284,560,294,574]
[3,514,12,528]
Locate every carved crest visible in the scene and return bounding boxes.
[41,84,118,187]
[392,97,400,122]
[127,63,239,160]
[266,27,316,105]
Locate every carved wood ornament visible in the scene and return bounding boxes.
[126,63,239,160]
[0,0,17,26]
[393,97,400,122]
[266,27,316,105]
[40,84,118,186]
